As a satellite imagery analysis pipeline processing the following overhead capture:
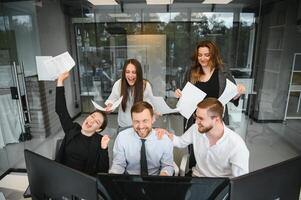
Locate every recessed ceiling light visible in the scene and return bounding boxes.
[88,0,118,6]
[146,0,174,5]
[202,0,232,4]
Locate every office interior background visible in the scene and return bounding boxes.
[0,0,301,182]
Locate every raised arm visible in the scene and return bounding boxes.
[55,71,75,134]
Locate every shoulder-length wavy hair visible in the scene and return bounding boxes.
[190,40,223,84]
[120,59,144,112]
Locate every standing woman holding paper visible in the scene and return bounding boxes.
[175,40,245,127]
[104,58,155,131]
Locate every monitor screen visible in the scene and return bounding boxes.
[97,173,229,200]
[230,156,301,200]
[24,149,98,200]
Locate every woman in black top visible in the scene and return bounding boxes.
[175,40,245,128]
[55,71,110,176]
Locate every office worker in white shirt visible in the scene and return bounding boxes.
[109,101,174,176]
[104,59,156,131]
[159,98,249,177]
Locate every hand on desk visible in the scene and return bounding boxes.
[159,171,169,176]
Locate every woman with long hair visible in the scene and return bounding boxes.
[105,58,155,131]
[175,40,245,127]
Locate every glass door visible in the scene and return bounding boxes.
[0,0,38,174]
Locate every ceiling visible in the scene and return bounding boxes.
[61,0,266,17]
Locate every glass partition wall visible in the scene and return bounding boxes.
[0,0,81,175]
[74,3,257,140]
[1,0,301,178]
[0,1,40,175]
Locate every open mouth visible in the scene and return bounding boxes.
[85,121,92,128]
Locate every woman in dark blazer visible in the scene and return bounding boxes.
[175,40,245,128]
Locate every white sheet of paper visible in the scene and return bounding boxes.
[91,100,105,111]
[91,96,123,111]
[176,82,206,119]
[218,79,238,105]
[43,52,75,80]
[151,96,179,115]
[36,56,53,80]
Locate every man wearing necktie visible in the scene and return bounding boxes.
[109,101,174,176]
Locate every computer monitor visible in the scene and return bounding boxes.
[230,156,301,200]
[97,173,229,200]
[24,149,98,200]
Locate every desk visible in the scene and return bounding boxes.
[0,171,29,200]
[0,94,22,148]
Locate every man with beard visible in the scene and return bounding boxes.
[109,101,174,176]
[163,98,249,177]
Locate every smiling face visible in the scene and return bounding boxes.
[81,112,104,134]
[132,108,153,138]
[195,108,215,133]
[125,63,137,86]
[197,47,211,68]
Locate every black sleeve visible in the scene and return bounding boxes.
[224,71,239,107]
[181,68,191,88]
[97,147,109,173]
[55,86,76,134]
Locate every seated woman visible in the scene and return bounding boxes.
[55,71,110,176]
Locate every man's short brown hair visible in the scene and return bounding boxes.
[197,98,224,119]
[131,101,154,117]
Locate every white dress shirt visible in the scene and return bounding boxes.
[105,79,154,127]
[109,128,174,176]
[173,123,249,177]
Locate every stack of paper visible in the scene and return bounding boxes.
[36,51,75,81]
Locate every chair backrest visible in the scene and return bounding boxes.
[179,153,190,176]
[54,138,63,159]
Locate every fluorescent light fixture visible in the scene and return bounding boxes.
[108,13,131,18]
[146,0,174,5]
[202,0,232,4]
[88,0,118,6]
